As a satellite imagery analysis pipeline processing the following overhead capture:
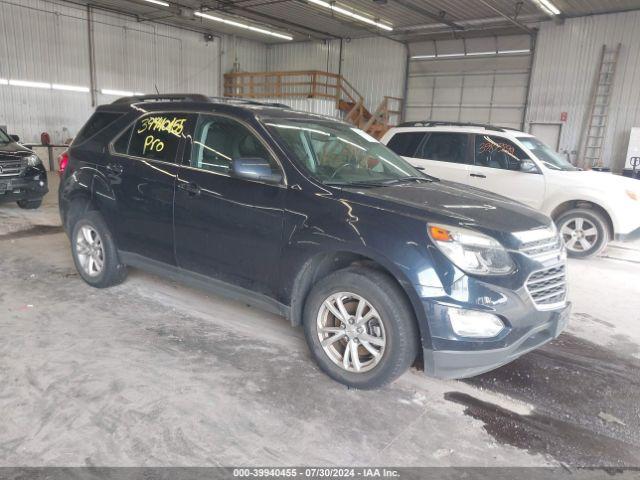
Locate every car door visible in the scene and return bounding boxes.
[173,113,286,295]
[407,132,472,183]
[107,112,192,264]
[469,134,546,210]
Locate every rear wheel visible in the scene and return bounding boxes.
[303,267,419,389]
[71,211,127,288]
[17,199,42,209]
[556,208,609,258]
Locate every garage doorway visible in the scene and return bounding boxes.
[405,35,533,130]
[530,122,562,151]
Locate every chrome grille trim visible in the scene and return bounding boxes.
[0,158,24,177]
[526,264,567,311]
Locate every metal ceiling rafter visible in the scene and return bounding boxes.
[391,0,465,30]
[476,0,535,34]
[200,0,337,39]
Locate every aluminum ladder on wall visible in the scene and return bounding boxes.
[580,43,622,169]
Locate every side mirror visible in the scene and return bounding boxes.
[231,157,283,184]
[520,158,538,173]
[10,134,20,143]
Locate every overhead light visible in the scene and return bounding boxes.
[437,53,465,58]
[498,49,530,55]
[411,54,436,59]
[9,79,51,89]
[102,89,145,97]
[142,0,170,6]
[0,78,7,85]
[466,51,496,56]
[52,84,90,93]
[307,0,393,31]
[535,0,561,15]
[195,11,293,40]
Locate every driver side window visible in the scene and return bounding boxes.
[474,135,529,170]
[190,115,277,175]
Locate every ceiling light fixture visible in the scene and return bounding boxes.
[142,0,170,7]
[306,0,393,31]
[535,0,561,16]
[0,78,8,85]
[195,11,293,40]
[498,49,531,55]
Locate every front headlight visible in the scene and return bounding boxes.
[26,154,42,167]
[428,224,515,275]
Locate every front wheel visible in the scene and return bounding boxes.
[17,199,42,209]
[303,267,419,389]
[556,208,609,258]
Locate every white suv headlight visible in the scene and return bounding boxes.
[428,224,515,275]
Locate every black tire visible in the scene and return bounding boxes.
[555,208,609,259]
[71,210,127,288]
[17,199,42,210]
[303,267,419,389]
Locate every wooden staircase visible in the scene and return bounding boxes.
[224,70,402,139]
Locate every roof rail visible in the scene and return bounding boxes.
[397,120,515,132]
[111,94,211,105]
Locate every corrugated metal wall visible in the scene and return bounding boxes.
[526,11,640,171]
[0,0,266,143]
[266,37,406,112]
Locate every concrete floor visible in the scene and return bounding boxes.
[1,176,639,467]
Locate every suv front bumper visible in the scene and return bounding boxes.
[0,172,48,203]
[423,303,570,379]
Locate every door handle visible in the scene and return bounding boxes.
[470,173,486,178]
[106,163,123,174]
[178,181,201,196]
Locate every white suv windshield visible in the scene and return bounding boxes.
[517,137,578,171]
[266,119,427,186]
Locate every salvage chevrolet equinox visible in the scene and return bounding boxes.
[59,94,570,389]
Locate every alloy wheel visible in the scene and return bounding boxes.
[560,217,598,253]
[316,292,386,373]
[75,225,105,277]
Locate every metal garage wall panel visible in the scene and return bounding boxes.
[526,11,640,171]
[267,41,339,72]
[221,35,268,74]
[0,0,267,143]
[0,0,93,143]
[267,37,406,113]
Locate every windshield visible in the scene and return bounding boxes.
[0,128,11,144]
[265,119,426,186]
[517,136,578,171]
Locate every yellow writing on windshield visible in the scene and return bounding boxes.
[137,116,187,137]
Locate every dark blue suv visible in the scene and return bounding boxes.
[59,95,570,389]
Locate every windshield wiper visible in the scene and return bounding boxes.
[324,180,389,188]
[382,176,436,184]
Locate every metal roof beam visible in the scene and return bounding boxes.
[392,0,465,30]
[475,0,535,35]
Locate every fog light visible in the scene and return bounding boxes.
[39,181,45,187]
[448,308,505,338]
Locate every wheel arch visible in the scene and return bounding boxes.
[550,200,614,238]
[287,249,430,348]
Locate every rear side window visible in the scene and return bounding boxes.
[127,114,193,162]
[74,111,124,145]
[385,132,425,157]
[416,132,469,164]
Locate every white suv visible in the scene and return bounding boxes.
[381,122,640,258]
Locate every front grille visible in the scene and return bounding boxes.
[526,264,567,309]
[519,235,563,257]
[0,158,24,177]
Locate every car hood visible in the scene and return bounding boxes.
[0,140,32,156]
[339,179,552,234]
